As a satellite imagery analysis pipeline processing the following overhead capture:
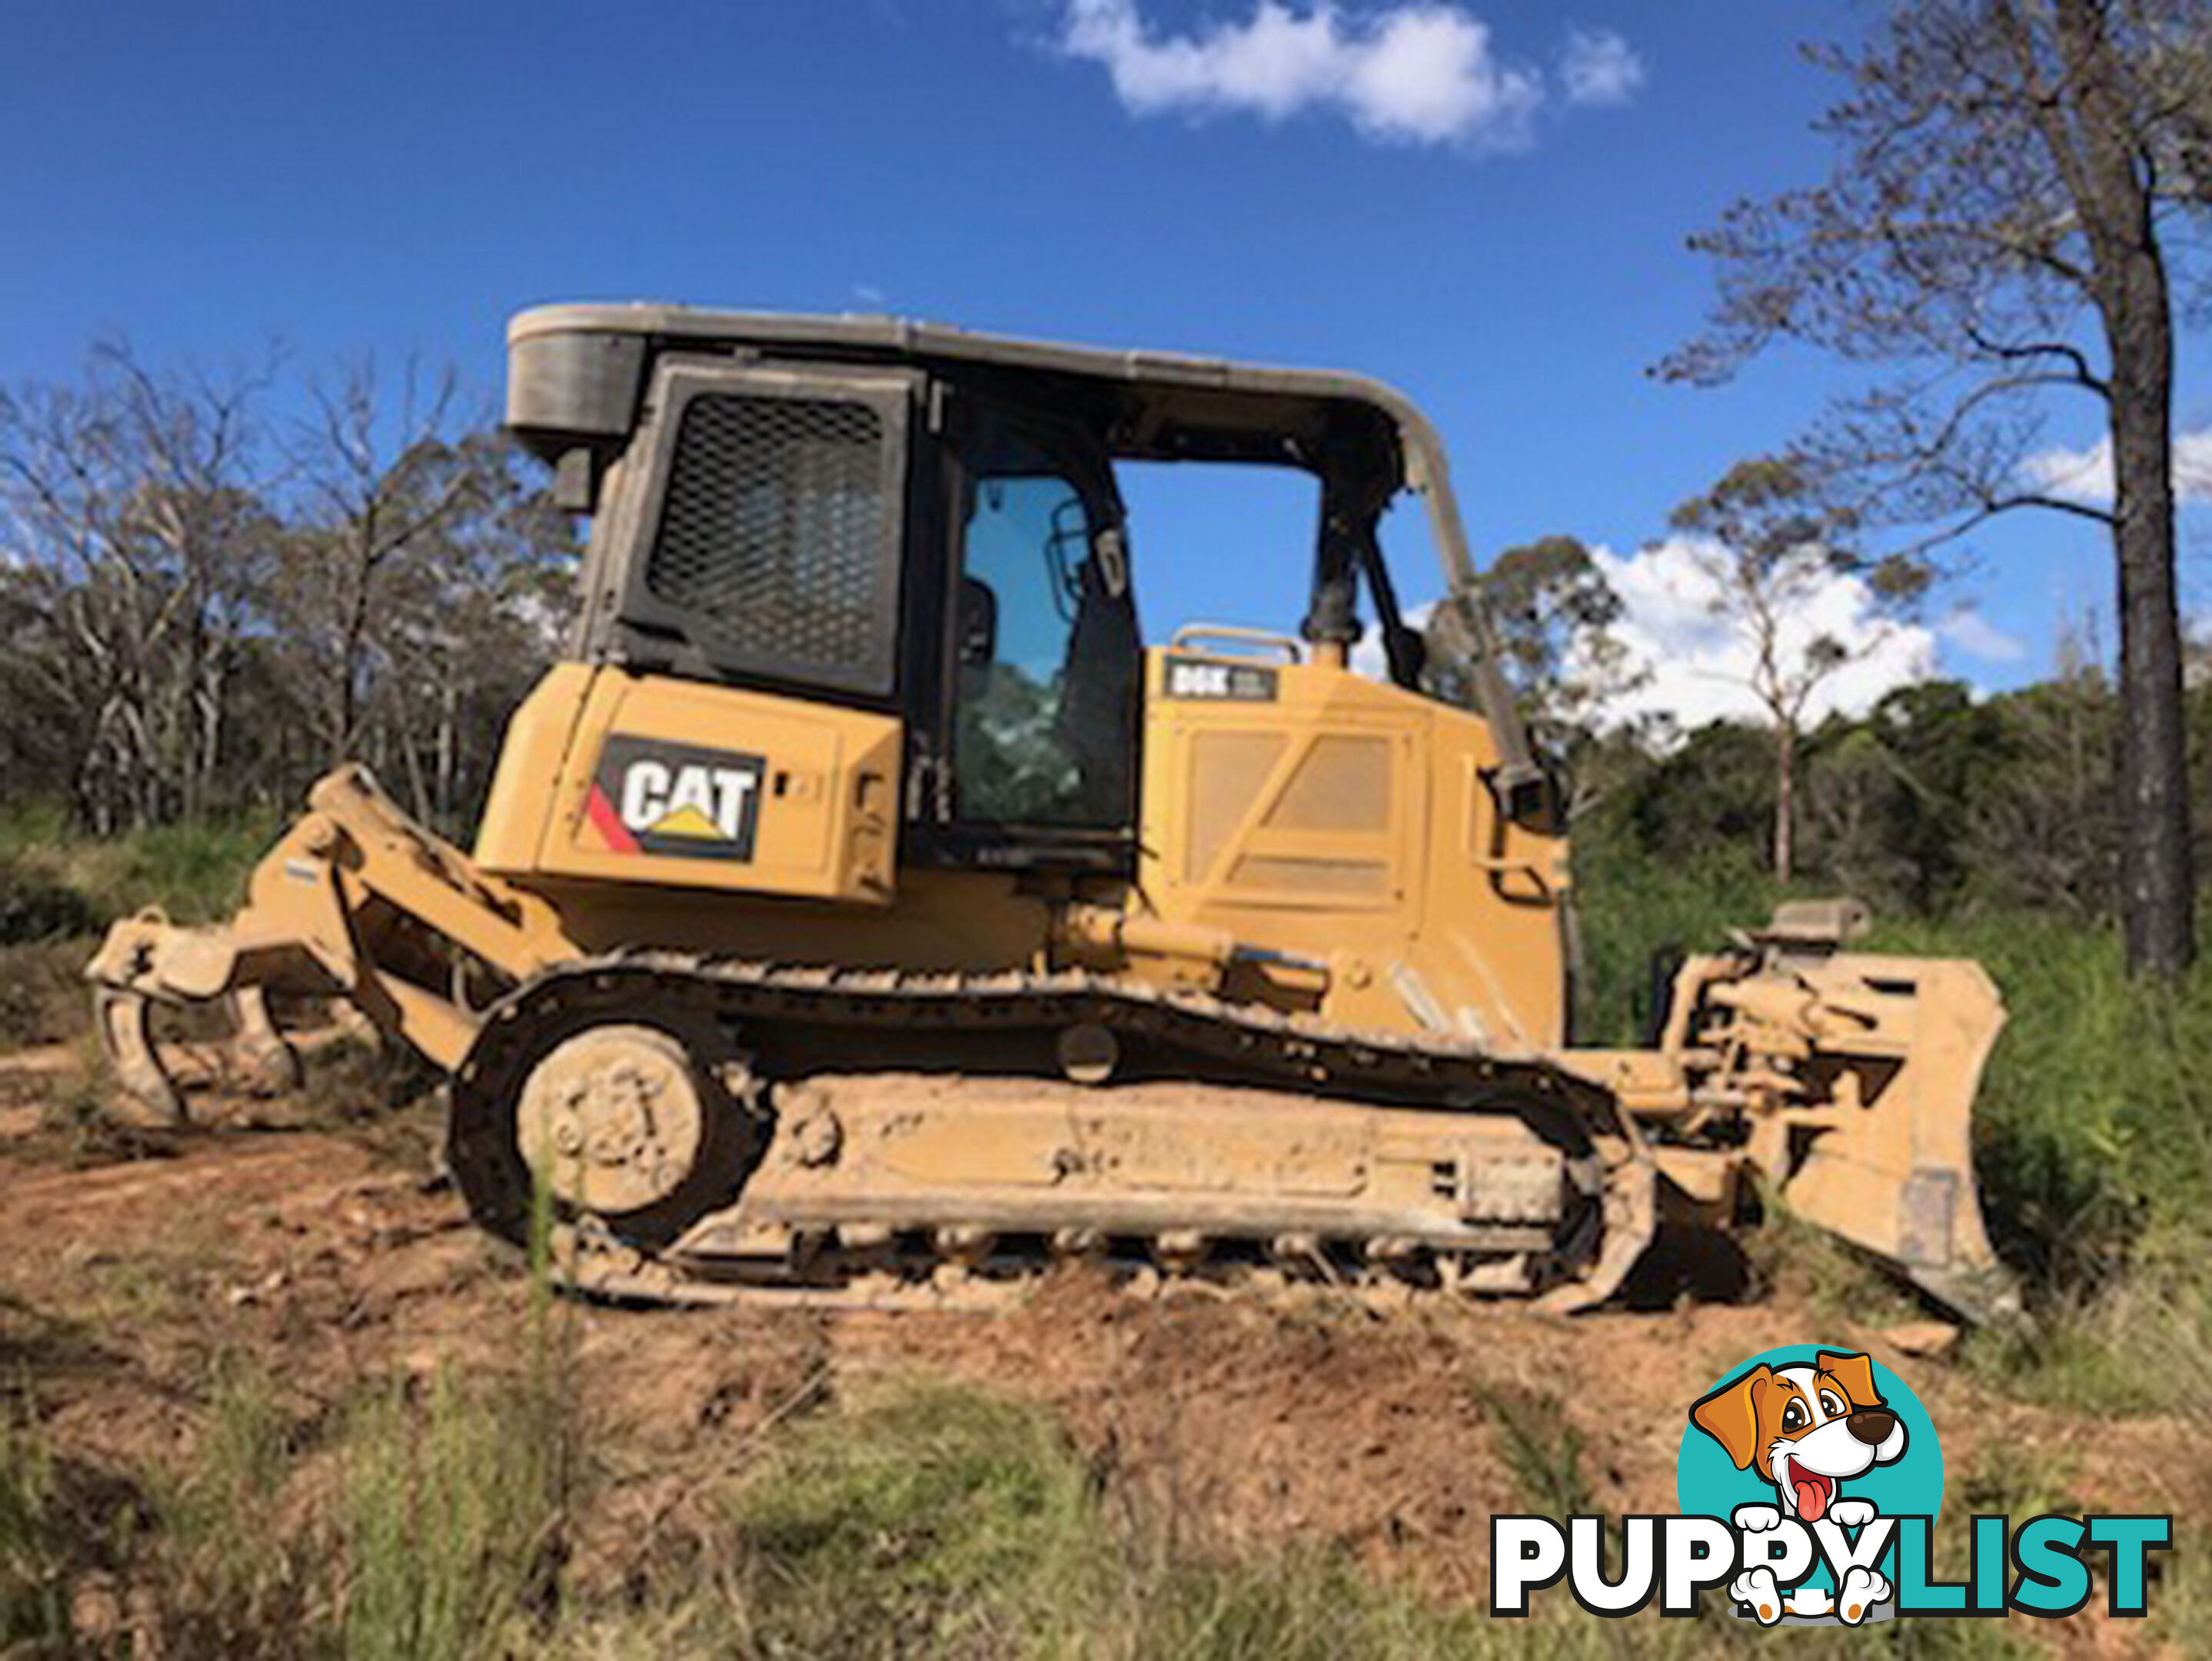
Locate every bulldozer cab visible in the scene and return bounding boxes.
[506,304,1539,884]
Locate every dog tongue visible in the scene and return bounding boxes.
[1793,1476,1828,1522]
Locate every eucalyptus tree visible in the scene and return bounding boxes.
[1666,0,2212,973]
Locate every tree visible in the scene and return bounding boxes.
[1668,458,1925,884]
[0,344,277,830]
[367,431,579,830]
[1971,664,2121,914]
[1806,680,2016,912]
[278,358,482,769]
[1615,720,1780,875]
[1663,0,2212,974]
[268,361,580,830]
[0,341,579,833]
[1447,535,1646,817]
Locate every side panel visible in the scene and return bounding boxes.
[1415,697,1572,1053]
[1137,647,1568,1048]
[477,667,901,905]
[475,664,597,874]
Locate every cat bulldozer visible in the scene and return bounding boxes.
[87,305,2009,1316]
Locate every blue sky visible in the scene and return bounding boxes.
[5,0,2205,720]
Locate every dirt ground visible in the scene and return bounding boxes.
[0,1045,2192,1652]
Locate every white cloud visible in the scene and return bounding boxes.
[1559,28,1643,108]
[2020,428,2212,506]
[1936,607,2027,664]
[1056,1,1548,148]
[1587,536,1937,731]
[1359,541,2014,735]
[1351,598,1432,677]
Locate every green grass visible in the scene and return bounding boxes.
[713,1377,1111,1657]
[699,1376,1691,1661]
[0,1406,74,1649]
[0,1345,2187,1659]
[0,807,279,932]
[0,1321,580,1659]
[0,807,279,1052]
[1872,910,2212,1282]
[126,1359,318,1656]
[336,1367,572,1661]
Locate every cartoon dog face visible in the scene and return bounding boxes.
[1690,1351,1906,1524]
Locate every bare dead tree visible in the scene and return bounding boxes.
[0,344,275,829]
[1663,0,2212,974]
[278,356,484,768]
[364,430,580,830]
[1,340,579,832]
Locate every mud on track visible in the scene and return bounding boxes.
[0,1050,2191,1646]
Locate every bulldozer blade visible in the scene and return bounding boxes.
[1771,957,2014,1321]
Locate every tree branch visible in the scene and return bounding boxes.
[1961,321,2111,391]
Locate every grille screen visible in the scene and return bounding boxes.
[645,393,891,687]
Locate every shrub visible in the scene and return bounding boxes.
[0,854,98,947]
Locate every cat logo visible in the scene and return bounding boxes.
[586,737,765,862]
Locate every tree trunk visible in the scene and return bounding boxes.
[1774,721,1797,885]
[436,669,457,829]
[2044,0,2203,973]
[2053,0,2197,975]
[2107,300,2193,974]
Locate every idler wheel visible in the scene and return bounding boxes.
[517,1025,705,1216]
[448,985,767,1251]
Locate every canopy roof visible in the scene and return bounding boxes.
[508,301,1446,485]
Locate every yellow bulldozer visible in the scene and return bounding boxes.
[87,305,2007,1316]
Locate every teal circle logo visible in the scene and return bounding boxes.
[1676,1345,1943,1618]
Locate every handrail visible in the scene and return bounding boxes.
[1167,624,1305,664]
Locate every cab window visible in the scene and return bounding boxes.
[951,421,1138,831]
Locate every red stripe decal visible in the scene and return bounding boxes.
[585,783,639,853]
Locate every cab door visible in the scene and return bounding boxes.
[919,393,1141,870]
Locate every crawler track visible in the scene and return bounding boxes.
[445,954,1658,1313]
